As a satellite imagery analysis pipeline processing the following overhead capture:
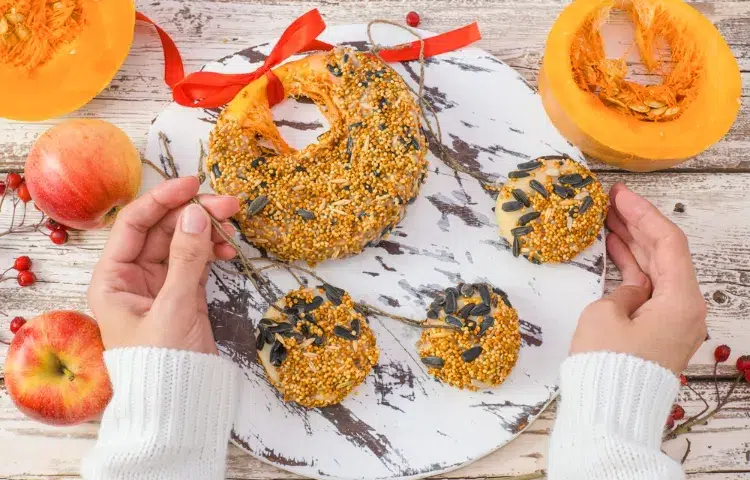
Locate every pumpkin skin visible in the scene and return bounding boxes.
[540,0,741,172]
[0,0,135,121]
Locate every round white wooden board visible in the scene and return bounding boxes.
[144,23,605,480]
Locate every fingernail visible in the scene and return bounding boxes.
[181,204,208,234]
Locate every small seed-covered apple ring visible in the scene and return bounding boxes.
[495,156,608,264]
[256,286,379,408]
[416,283,521,390]
[207,46,427,265]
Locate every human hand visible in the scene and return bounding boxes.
[570,183,707,374]
[88,177,240,354]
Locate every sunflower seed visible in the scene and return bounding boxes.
[445,290,458,314]
[512,189,531,207]
[465,319,477,331]
[297,209,315,220]
[458,303,475,319]
[516,160,542,171]
[429,301,443,311]
[269,323,293,334]
[461,346,483,362]
[579,196,594,214]
[518,211,541,226]
[327,64,343,77]
[421,356,445,368]
[350,318,361,336]
[529,180,549,199]
[313,335,325,346]
[333,326,357,340]
[282,331,305,342]
[433,295,446,306]
[427,309,439,320]
[256,329,267,350]
[460,283,475,297]
[477,284,491,305]
[247,195,269,216]
[323,284,344,305]
[511,226,533,237]
[578,176,594,188]
[502,201,524,212]
[259,318,275,327]
[445,315,463,328]
[478,316,495,336]
[512,236,520,257]
[528,255,542,265]
[211,164,221,178]
[508,171,530,179]
[349,121,363,130]
[471,303,491,316]
[300,323,310,337]
[303,296,324,312]
[251,156,266,168]
[262,327,275,344]
[270,341,288,366]
[558,173,583,186]
[502,295,513,308]
[553,184,574,199]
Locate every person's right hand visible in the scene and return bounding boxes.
[570,183,707,375]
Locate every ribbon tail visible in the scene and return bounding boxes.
[378,22,482,63]
[136,12,185,87]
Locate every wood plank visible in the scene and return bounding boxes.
[0,379,747,478]
[0,0,748,171]
[3,172,750,374]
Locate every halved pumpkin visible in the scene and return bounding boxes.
[0,0,135,121]
[539,0,741,172]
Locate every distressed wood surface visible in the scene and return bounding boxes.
[1,0,749,478]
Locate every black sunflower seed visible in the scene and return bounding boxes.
[478,316,495,336]
[579,196,594,214]
[471,303,491,316]
[349,121,363,130]
[268,322,293,334]
[577,176,594,188]
[327,64,343,77]
[553,184,575,199]
[461,346,483,362]
[512,189,531,208]
[512,236,521,257]
[313,334,325,346]
[458,303,475,319]
[447,287,460,298]
[445,315,463,328]
[512,226,533,237]
[445,290,457,314]
[379,123,387,130]
[493,287,508,298]
[282,331,305,342]
[569,206,579,217]
[270,340,287,367]
[379,98,389,109]
[502,295,513,308]
[333,325,357,340]
[343,53,350,63]
[433,295,446,306]
[516,160,542,171]
[518,211,541,226]
[460,283,475,297]
[251,156,266,168]
[247,195,269,216]
[427,309,439,320]
[528,255,542,265]
[464,319,477,331]
[529,179,549,199]
[421,356,445,368]
[508,171,530,179]
[211,164,221,178]
[298,209,315,220]
[300,323,310,337]
[559,173,583,186]
[502,201,524,212]
[262,327,275,344]
[259,318,275,327]
[346,136,353,157]
[303,296,324,312]
[284,306,301,316]
[256,329,267,350]
[477,284,491,305]
[410,137,421,151]
[350,318,361,336]
[323,284,345,306]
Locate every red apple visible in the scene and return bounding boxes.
[24,119,142,230]
[4,310,113,426]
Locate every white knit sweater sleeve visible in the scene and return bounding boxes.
[81,347,240,480]
[548,352,685,480]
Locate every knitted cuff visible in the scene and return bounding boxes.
[558,351,680,449]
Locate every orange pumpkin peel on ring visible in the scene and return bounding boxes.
[0,0,135,121]
[540,0,741,171]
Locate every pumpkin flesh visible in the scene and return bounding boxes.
[540,0,741,171]
[0,0,135,121]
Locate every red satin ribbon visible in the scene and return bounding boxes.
[136,9,481,109]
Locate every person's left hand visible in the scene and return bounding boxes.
[88,176,240,354]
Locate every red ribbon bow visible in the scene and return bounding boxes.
[137,9,481,109]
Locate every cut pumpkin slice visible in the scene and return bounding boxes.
[0,0,135,121]
[540,0,741,171]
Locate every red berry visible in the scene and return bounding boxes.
[6,172,23,190]
[679,374,688,386]
[16,182,31,203]
[50,229,69,245]
[9,316,26,334]
[671,404,685,420]
[45,218,68,231]
[714,344,731,362]
[0,181,6,195]
[17,270,36,287]
[665,415,675,430]
[13,256,32,271]
[406,11,420,27]
[737,355,750,373]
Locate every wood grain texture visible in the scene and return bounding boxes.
[1,0,749,478]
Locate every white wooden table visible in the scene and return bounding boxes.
[1,1,748,478]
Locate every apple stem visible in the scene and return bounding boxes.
[61,365,76,381]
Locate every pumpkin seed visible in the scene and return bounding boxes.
[645,100,665,109]
[664,106,680,116]
[628,103,650,113]
[605,97,627,108]
[649,106,668,116]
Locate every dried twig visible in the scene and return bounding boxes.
[680,438,691,465]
